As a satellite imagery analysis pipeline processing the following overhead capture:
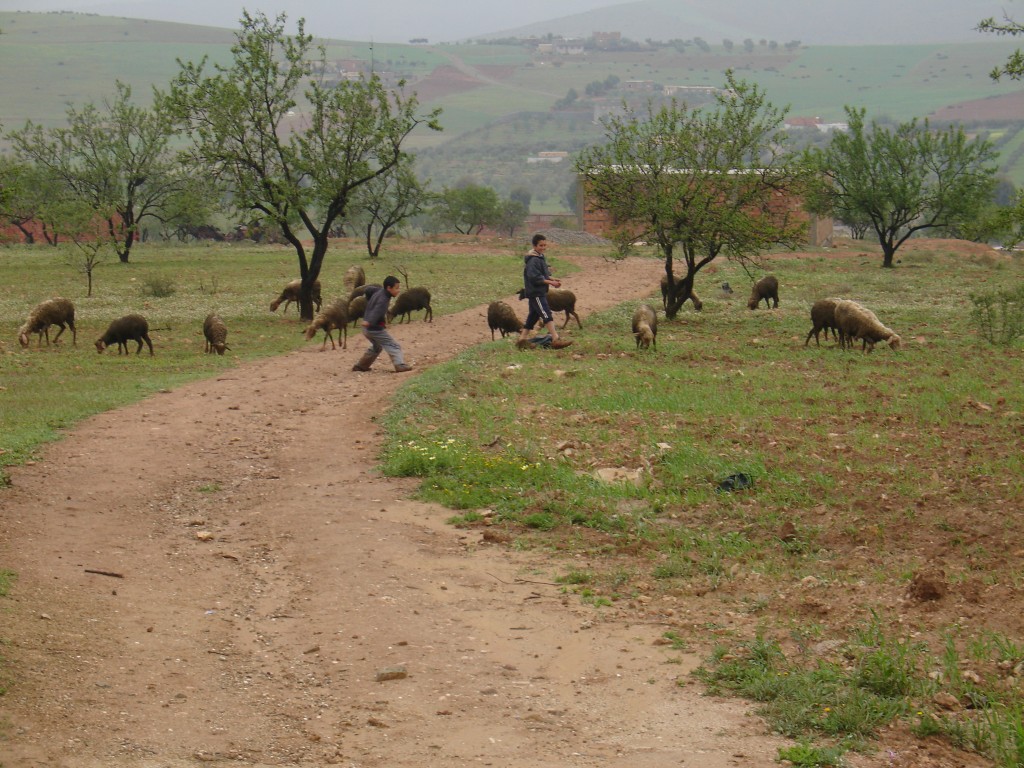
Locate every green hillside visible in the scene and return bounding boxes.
[3,11,1024,199]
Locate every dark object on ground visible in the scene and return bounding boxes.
[517,334,565,350]
[716,473,753,492]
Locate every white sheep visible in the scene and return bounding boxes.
[631,304,658,350]
[834,300,901,353]
[303,298,350,350]
[18,297,76,348]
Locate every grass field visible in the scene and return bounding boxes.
[3,235,1024,763]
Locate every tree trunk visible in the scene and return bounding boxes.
[664,274,695,320]
[881,245,896,268]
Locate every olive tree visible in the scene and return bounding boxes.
[7,82,186,263]
[350,164,429,258]
[804,107,997,267]
[161,11,440,319]
[576,72,807,319]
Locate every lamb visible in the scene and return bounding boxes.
[95,314,153,356]
[387,286,433,324]
[659,276,703,311]
[804,298,842,347]
[342,264,366,294]
[303,298,350,350]
[833,299,901,353]
[203,313,229,355]
[632,304,658,350]
[547,288,582,328]
[487,301,523,339]
[270,279,322,313]
[747,275,780,310]
[18,297,76,348]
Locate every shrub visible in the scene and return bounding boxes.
[969,284,1024,346]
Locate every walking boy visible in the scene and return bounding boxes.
[516,233,572,350]
[352,276,413,373]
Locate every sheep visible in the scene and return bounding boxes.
[632,304,658,350]
[487,301,523,339]
[270,279,322,314]
[659,276,703,311]
[834,300,902,353]
[804,298,842,347]
[303,298,350,350]
[747,275,779,310]
[342,264,366,294]
[95,314,153,356]
[203,313,229,355]
[387,286,433,324]
[350,283,381,301]
[347,295,367,326]
[18,297,76,348]
[547,288,582,328]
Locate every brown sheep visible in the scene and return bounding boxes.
[203,313,230,355]
[659,276,703,311]
[270,279,322,313]
[632,304,658,350]
[18,297,76,348]
[747,275,779,310]
[487,301,523,339]
[547,288,582,329]
[95,314,153,356]
[805,298,842,347]
[342,264,366,294]
[303,298,350,350]
[387,287,433,324]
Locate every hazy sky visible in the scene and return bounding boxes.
[1,0,623,42]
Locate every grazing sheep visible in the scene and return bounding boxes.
[95,314,153,356]
[632,304,658,350]
[487,301,523,339]
[547,288,582,328]
[659,276,703,311]
[387,286,433,324]
[342,264,366,294]
[834,300,901,353]
[303,298,350,350]
[805,298,842,347]
[347,295,367,327]
[18,297,76,348]
[203,313,230,355]
[270,279,322,313]
[747,275,779,310]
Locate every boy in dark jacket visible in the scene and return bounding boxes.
[352,276,413,373]
[516,233,572,350]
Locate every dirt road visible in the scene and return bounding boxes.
[1,253,789,767]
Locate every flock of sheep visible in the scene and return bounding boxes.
[489,272,900,355]
[16,268,900,360]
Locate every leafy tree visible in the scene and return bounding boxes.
[494,197,529,238]
[978,14,1024,80]
[7,82,186,263]
[576,73,807,319]
[804,107,998,267]
[351,164,429,258]
[161,11,440,319]
[431,184,499,234]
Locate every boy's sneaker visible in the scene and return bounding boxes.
[394,363,413,373]
[551,338,573,349]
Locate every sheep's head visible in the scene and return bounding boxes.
[635,326,654,349]
[746,297,758,310]
[887,334,902,351]
[95,339,107,354]
[303,325,318,341]
[212,342,227,355]
[18,329,30,348]
[269,299,281,312]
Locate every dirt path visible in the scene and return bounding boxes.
[0,254,789,767]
